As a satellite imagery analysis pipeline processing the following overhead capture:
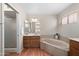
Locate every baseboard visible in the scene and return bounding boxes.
[5,48,16,52]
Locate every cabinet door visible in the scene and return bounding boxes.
[70,48,79,56]
[23,39,30,48]
[69,40,79,56]
[30,39,40,48]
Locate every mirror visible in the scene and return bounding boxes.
[24,18,40,35]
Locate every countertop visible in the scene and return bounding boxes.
[24,34,40,36]
[69,38,79,42]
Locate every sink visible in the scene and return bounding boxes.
[27,33,35,36]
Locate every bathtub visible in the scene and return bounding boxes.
[40,38,69,56]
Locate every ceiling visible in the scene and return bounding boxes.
[20,3,72,15]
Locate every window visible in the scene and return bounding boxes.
[62,16,67,24]
[69,13,77,23]
[61,12,78,24]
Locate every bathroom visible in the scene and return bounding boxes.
[0,3,79,56]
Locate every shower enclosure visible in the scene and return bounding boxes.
[4,4,18,56]
[0,3,21,56]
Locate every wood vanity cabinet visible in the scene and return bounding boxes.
[23,36,40,48]
[69,40,79,56]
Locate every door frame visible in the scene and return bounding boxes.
[1,3,4,56]
[2,3,20,55]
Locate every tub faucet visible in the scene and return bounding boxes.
[54,33,60,40]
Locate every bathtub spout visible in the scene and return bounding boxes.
[53,33,60,40]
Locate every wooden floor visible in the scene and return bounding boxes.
[18,48,51,56]
[5,51,17,56]
[5,48,51,56]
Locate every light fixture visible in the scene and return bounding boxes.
[31,18,38,22]
[25,24,29,27]
[25,20,28,23]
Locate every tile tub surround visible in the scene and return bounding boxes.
[59,36,70,43]
[40,38,69,56]
[40,35,70,43]
[40,35,54,38]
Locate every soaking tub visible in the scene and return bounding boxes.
[40,38,69,56]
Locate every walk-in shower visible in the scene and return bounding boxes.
[4,4,17,56]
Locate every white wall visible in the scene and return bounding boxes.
[25,15,57,37]
[9,3,26,52]
[40,15,57,35]
[58,3,79,38]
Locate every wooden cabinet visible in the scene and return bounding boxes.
[23,39,30,47]
[69,40,79,56]
[23,36,40,48]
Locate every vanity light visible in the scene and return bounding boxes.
[25,24,29,27]
[31,18,38,22]
[25,20,28,23]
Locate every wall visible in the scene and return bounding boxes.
[40,15,57,36]
[4,17,16,48]
[26,15,57,36]
[25,15,57,38]
[58,3,79,38]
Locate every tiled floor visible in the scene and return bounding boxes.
[5,48,51,56]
